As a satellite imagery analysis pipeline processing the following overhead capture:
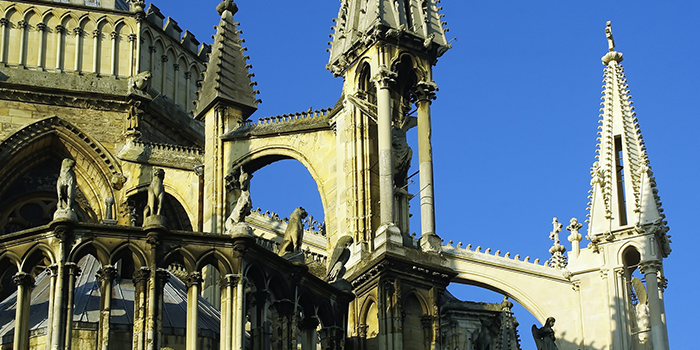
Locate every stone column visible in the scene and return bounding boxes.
[186,272,203,350]
[413,82,437,237]
[97,266,118,350]
[0,18,9,63]
[173,64,180,105]
[12,272,34,350]
[45,265,58,350]
[37,23,47,69]
[132,268,150,350]
[184,71,192,110]
[374,67,398,226]
[73,28,83,72]
[160,55,168,92]
[640,261,669,350]
[299,317,320,350]
[110,31,118,76]
[64,262,80,350]
[18,20,28,67]
[220,274,237,350]
[92,30,101,74]
[128,34,137,76]
[55,25,65,71]
[251,290,270,350]
[233,276,247,350]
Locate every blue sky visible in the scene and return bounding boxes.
[153,1,699,349]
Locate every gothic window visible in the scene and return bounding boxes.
[614,135,627,225]
[404,0,413,29]
[358,63,376,104]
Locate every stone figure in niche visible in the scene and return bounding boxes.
[224,166,252,232]
[326,235,354,285]
[532,317,558,350]
[143,168,165,220]
[630,277,650,343]
[126,99,143,136]
[392,126,412,188]
[278,207,308,256]
[54,158,78,221]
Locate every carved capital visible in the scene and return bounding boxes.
[65,262,82,278]
[36,22,47,32]
[96,266,118,282]
[146,231,160,246]
[374,67,397,89]
[173,63,180,71]
[0,18,9,27]
[420,315,434,328]
[219,274,240,288]
[132,268,151,284]
[184,71,192,79]
[357,324,368,338]
[135,12,145,23]
[55,25,65,34]
[412,81,438,103]
[148,45,156,54]
[73,27,83,36]
[155,268,170,284]
[128,33,137,42]
[186,272,203,288]
[161,55,168,62]
[92,29,101,38]
[53,224,73,242]
[18,20,28,29]
[639,261,662,275]
[110,31,118,40]
[13,272,35,288]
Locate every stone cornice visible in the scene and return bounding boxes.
[223,108,334,140]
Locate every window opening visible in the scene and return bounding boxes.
[614,136,627,225]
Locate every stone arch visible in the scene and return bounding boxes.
[163,47,177,100]
[69,240,110,266]
[162,247,196,273]
[96,17,113,76]
[123,183,194,231]
[402,292,428,350]
[0,117,122,225]
[618,241,645,266]
[110,242,148,269]
[20,242,55,273]
[451,274,549,322]
[231,146,330,226]
[244,263,268,293]
[360,296,380,343]
[78,14,95,73]
[195,249,233,275]
[403,289,430,314]
[152,37,166,92]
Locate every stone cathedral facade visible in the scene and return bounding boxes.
[0,1,671,350]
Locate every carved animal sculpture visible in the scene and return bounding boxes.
[278,207,308,256]
[143,169,165,218]
[56,159,76,211]
[326,235,354,282]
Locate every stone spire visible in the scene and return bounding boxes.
[194,0,259,120]
[327,0,450,75]
[586,22,670,256]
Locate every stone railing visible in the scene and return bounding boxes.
[236,108,332,127]
[131,140,203,156]
[254,235,327,264]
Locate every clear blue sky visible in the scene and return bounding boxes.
[154,1,698,349]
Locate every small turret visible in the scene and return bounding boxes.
[327,0,450,76]
[194,0,259,120]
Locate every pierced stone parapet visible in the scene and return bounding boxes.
[117,139,203,170]
[441,241,547,267]
[224,108,334,139]
[249,208,325,236]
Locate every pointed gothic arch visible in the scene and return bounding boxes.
[0,116,123,231]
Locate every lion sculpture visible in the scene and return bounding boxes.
[277,207,308,256]
[143,168,165,218]
[56,158,76,211]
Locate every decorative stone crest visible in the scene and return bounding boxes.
[547,218,567,269]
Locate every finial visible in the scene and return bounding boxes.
[605,21,615,52]
[216,0,238,16]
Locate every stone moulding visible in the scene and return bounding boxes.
[117,139,203,170]
[223,108,334,140]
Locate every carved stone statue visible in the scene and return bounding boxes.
[532,317,558,350]
[126,100,143,136]
[130,71,152,91]
[54,158,77,221]
[605,21,615,52]
[143,168,165,225]
[326,235,354,283]
[392,127,412,187]
[278,207,308,256]
[224,167,252,232]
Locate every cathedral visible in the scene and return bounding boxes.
[0,1,671,350]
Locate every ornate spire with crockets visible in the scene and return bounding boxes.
[326,0,451,76]
[194,0,259,120]
[586,21,670,257]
